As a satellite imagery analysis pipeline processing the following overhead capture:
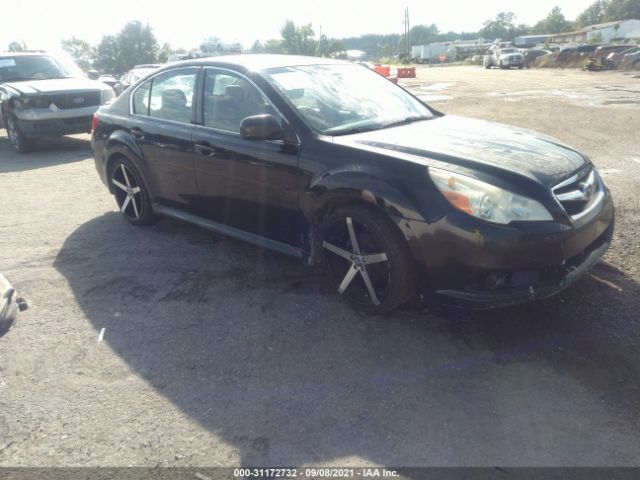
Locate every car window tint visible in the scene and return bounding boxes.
[203,69,276,133]
[148,68,197,123]
[132,80,151,115]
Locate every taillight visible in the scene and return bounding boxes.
[91,114,99,133]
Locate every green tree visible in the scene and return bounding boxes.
[328,39,345,56]
[604,0,640,21]
[61,37,95,71]
[576,0,608,27]
[158,43,173,63]
[250,40,265,54]
[409,24,440,45]
[94,21,159,73]
[479,12,516,40]
[94,35,120,73]
[532,7,573,34]
[8,41,27,52]
[279,20,317,55]
[264,39,285,54]
[316,34,330,57]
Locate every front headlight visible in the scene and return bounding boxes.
[101,89,115,105]
[429,168,553,224]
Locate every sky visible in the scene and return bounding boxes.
[3,0,597,52]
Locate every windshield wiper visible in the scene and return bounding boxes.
[325,115,433,136]
[376,115,433,129]
[326,124,384,136]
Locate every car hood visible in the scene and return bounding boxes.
[3,77,106,95]
[333,115,586,187]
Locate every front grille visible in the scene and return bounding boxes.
[49,91,101,110]
[552,166,603,221]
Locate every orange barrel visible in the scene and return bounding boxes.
[374,65,391,77]
[397,67,416,78]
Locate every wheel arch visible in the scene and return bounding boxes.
[104,132,148,195]
[304,172,429,265]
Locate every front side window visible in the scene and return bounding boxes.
[264,63,434,135]
[143,68,197,123]
[203,69,276,133]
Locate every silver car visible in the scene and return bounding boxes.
[0,52,115,152]
[485,47,524,69]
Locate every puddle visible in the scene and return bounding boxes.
[419,82,455,92]
[593,86,640,94]
[417,94,451,102]
[598,168,622,176]
[487,88,639,107]
[593,99,640,106]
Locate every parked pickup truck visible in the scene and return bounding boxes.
[0,52,115,153]
[484,47,524,69]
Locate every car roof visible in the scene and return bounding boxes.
[168,54,348,72]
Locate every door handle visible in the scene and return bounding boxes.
[194,142,216,156]
[131,128,145,140]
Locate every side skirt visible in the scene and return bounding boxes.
[152,203,306,260]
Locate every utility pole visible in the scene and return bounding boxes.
[402,7,411,63]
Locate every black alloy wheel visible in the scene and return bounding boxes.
[110,159,155,225]
[320,205,416,313]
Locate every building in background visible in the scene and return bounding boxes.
[514,35,552,48]
[549,19,640,44]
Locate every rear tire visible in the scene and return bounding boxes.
[319,205,417,314]
[5,114,32,153]
[108,157,156,226]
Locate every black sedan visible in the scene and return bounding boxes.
[91,55,614,313]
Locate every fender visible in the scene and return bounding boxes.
[306,167,430,223]
[104,130,146,194]
[302,168,437,266]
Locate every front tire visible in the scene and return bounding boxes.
[108,158,155,226]
[319,205,417,314]
[5,114,32,153]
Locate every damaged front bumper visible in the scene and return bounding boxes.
[401,188,615,309]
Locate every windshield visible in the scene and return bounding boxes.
[500,48,517,54]
[0,55,77,82]
[264,64,434,135]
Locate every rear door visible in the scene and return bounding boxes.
[191,68,301,246]
[128,67,200,211]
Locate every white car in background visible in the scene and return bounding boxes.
[484,47,524,69]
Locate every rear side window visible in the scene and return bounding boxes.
[149,68,197,124]
[131,67,197,123]
[132,81,150,115]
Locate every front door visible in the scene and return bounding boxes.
[191,68,301,246]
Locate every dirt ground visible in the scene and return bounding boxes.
[0,66,639,467]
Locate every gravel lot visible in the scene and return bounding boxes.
[1,66,639,467]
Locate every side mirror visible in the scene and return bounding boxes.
[240,114,283,141]
[87,70,100,80]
